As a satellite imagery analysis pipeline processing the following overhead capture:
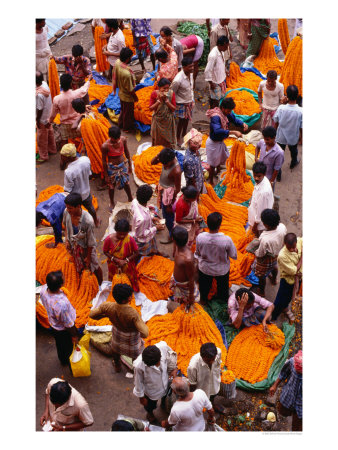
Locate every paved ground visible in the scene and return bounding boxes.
[36,18,302,431]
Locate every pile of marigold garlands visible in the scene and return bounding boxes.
[132,145,164,185]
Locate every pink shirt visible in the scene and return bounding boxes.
[228,291,272,324]
[49,81,90,124]
[181,34,198,49]
[131,198,157,243]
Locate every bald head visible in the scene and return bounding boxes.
[36,71,43,86]
[171,377,190,397]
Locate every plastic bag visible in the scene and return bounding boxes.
[69,334,91,377]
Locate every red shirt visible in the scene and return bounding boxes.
[175,196,190,223]
[149,90,176,107]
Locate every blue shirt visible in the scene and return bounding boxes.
[183,148,204,193]
[278,357,302,418]
[256,139,284,180]
[36,193,66,243]
[273,104,302,146]
[209,113,244,141]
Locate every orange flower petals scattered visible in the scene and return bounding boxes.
[48,59,60,100]
[137,255,174,301]
[134,86,155,125]
[94,26,110,72]
[277,19,290,56]
[132,145,164,184]
[227,90,260,116]
[145,304,227,375]
[254,38,283,74]
[221,369,236,384]
[226,324,285,384]
[279,36,303,97]
[226,62,263,92]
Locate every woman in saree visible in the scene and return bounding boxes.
[149,77,177,148]
[246,19,271,58]
[103,218,140,292]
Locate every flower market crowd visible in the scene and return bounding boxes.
[36,18,303,432]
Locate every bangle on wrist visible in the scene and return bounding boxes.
[63,425,66,431]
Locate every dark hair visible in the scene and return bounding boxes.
[207,212,222,231]
[46,270,63,292]
[36,71,44,86]
[252,161,267,175]
[36,19,45,24]
[36,211,45,227]
[71,98,86,114]
[155,48,168,61]
[172,226,188,247]
[200,342,217,359]
[267,70,277,79]
[60,73,73,91]
[120,47,133,62]
[142,345,161,366]
[217,35,229,46]
[296,95,302,107]
[158,147,175,164]
[182,56,193,67]
[220,96,236,110]
[286,84,299,101]
[235,288,255,304]
[158,77,171,88]
[115,218,130,232]
[261,208,280,229]
[105,19,119,30]
[136,184,153,204]
[160,26,173,36]
[111,420,135,431]
[113,283,133,304]
[65,193,82,207]
[50,381,72,405]
[262,126,276,139]
[72,44,84,57]
[182,185,198,199]
[284,232,297,246]
[108,125,121,139]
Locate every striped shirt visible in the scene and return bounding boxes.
[195,232,237,276]
[279,357,302,418]
[131,198,157,243]
[40,285,76,330]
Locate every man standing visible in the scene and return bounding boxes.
[36,71,57,163]
[159,26,184,71]
[204,35,229,108]
[40,378,94,431]
[195,212,237,304]
[130,19,156,72]
[89,283,149,373]
[248,162,274,237]
[133,341,178,423]
[170,226,200,306]
[209,19,233,58]
[182,128,205,195]
[255,126,284,188]
[60,144,100,227]
[52,45,92,104]
[112,48,138,132]
[151,147,182,244]
[49,73,92,150]
[40,271,78,365]
[102,19,126,80]
[171,57,195,146]
[36,19,52,81]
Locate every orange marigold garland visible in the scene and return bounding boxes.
[48,59,60,100]
[134,86,155,125]
[279,36,302,97]
[254,37,283,74]
[132,145,164,184]
[94,26,110,72]
[226,324,285,384]
[226,90,260,116]
[145,303,227,375]
[88,79,113,107]
[226,62,263,92]
[137,255,174,301]
[123,28,136,55]
[221,369,236,384]
[81,117,109,174]
[277,19,290,56]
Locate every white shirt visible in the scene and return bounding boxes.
[255,223,287,258]
[171,70,194,104]
[36,81,52,124]
[258,80,284,110]
[92,18,105,28]
[168,389,212,431]
[131,198,157,243]
[36,26,50,54]
[274,104,303,146]
[187,348,222,398]
[204,46,227,85]
[107,28,126,66]
[248,176,274,231]
[64,156,92,201]
[133,341,177,400]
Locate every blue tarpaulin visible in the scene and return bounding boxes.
[240,67,266,80]
[270,32,282,55]
[92,70,111,86]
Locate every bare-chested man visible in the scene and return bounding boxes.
[170,226,200,306]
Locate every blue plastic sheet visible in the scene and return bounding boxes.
[240,67,266,80]
[99,88,121,114]
[134,67,158,92]
[270,32,281,55]
[245,269,259,286]
[135,121,150,132]
[92,70,111,86]
[175,151,185,171]
[215,319,228,349]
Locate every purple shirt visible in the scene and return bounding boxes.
[228,291,272,324]
[40,285,76,330]
[195,232,237,276]
[256,139,284,181]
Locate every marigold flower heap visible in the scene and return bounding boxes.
[221,369,236,384]
[137,255,174,301]
[227,90,260,116]
[94,26,110,72]
[226,62,263,92]
[88,78,113,107]
[48,59,60,100]
[81,116,109,174]
[145,303,227,375]
[132,145,164,184]
[226,324,285,384]
[277,19,290,56]
[123,29,136,55]
[279,36,303,97]
[253,37,283,74]
[134,86,155,125]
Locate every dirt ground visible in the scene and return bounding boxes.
[36,18,302,431]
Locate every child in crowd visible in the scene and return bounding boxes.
[255,126,284,188]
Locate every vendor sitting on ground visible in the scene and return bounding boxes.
[228,288,274,332]
[101,125,133,211]
[36,192,67,248]
[170,226,200,306]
